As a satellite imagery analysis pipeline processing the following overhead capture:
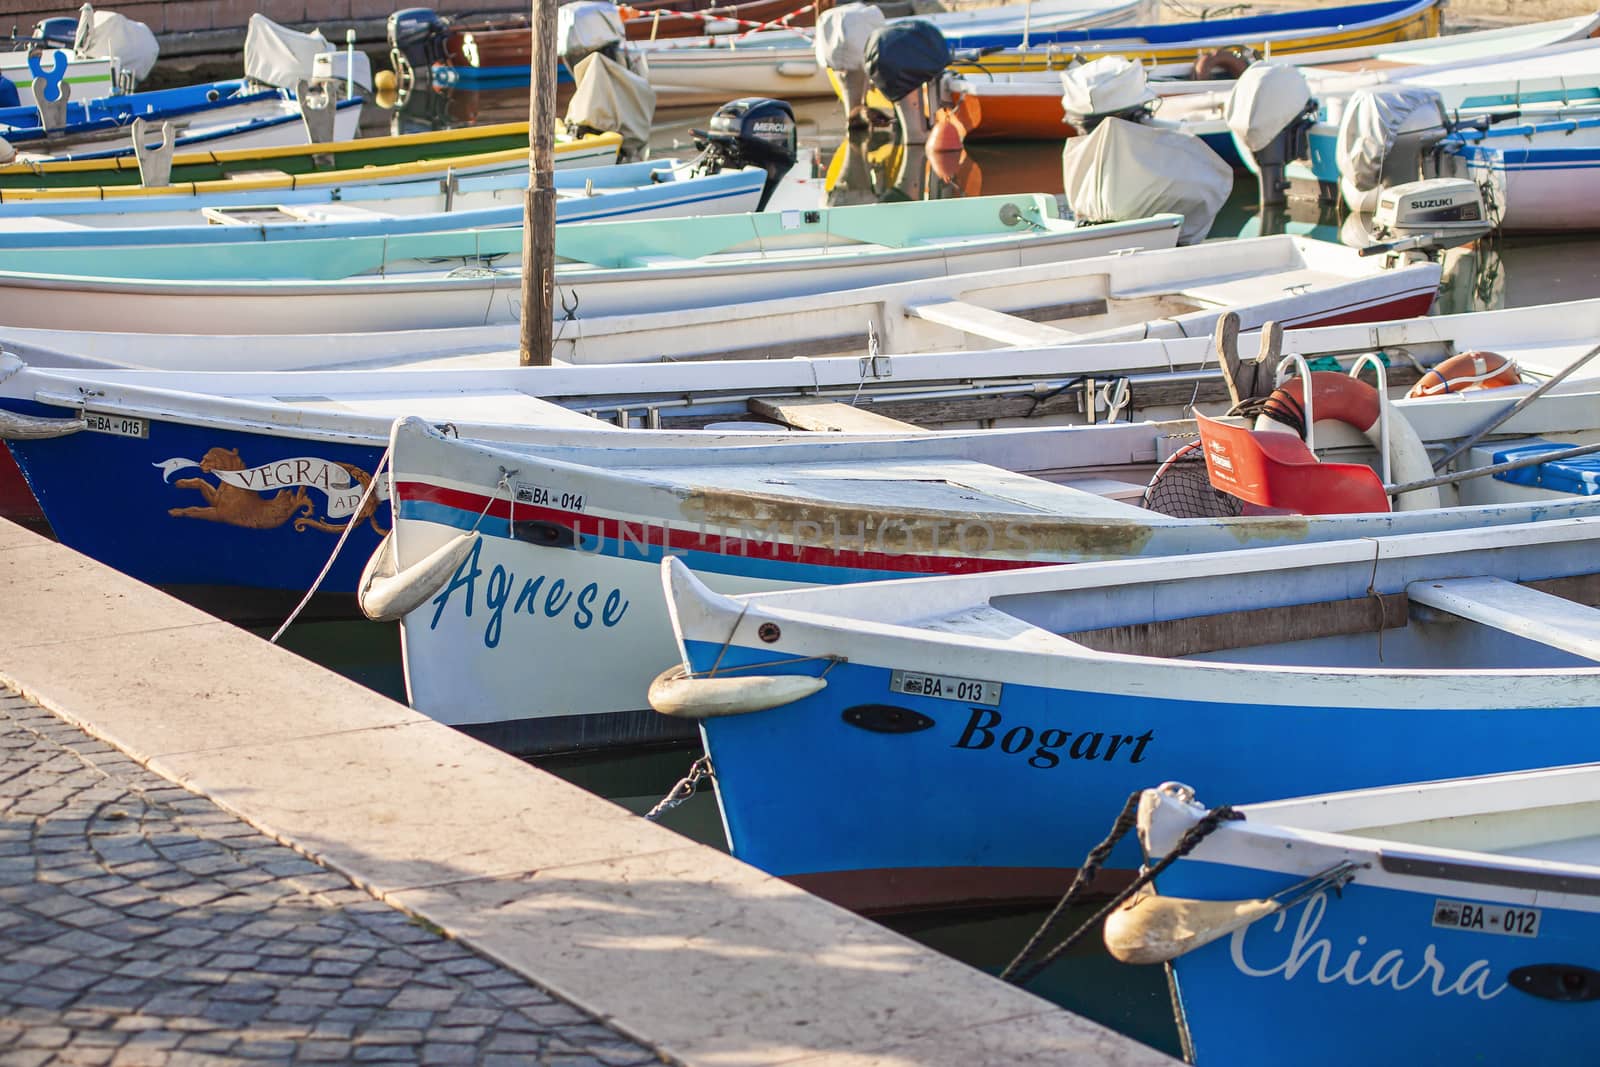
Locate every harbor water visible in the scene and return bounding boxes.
[241,79,1600,1060]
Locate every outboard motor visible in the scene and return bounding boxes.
[693,97,798,211]
[1354,177,1489,263]
[1059,55,1156,133]
[1224,63,1317,208]
[557,1,630,71]
[1061,116,1232,244]
[815,3,887,126]
[864,20,950,145]
[29,16,78,47]
[387,8,450,88]
[1335,85,1450,214]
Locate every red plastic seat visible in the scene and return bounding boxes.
[1195,413,1392,516]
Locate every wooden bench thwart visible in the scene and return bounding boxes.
[1407,576,1600,663]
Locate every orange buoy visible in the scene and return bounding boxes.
[1193,47,1250,80]
[1407,351,1521,398]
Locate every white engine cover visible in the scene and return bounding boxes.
[815,3,887,73]
[243,13,330,90]
[74,6,158,82]
[1061,117,1232,244]
[1223,62,1311,153]
[1336,85,1447,212]
[558,1,627,67]
[1059,56,1154,122]
[565,51,657,157]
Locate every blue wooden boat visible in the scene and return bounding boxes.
[0,78,363,154]
[655,503,1600,911]
[1110,760,1600,1065]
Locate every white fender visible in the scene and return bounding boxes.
[358,530,479,623]
[0,409,85,440]
[648,663,826,719]
[1104,885,1281,964]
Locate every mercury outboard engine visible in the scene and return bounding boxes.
[387,8,450,87]
[1224,63,1318,208]
[693,97,797,211]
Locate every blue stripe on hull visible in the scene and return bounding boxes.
[691,641,1600,882]
[1158,865,1600,1066]
[2,400,387,597]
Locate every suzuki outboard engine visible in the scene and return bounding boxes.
[1224,63,1317,208]
[1335,85,1450,214]
[1354,177,1489,262]
[693,97,798,211]
[387,8,449,87]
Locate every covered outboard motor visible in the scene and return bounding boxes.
[1062,116,1231,244]
[816,3,887,121]
[693,97,797,210]
[864,20,950,144]
[1224,63,1316,208]
[558,1,628,69]
[1059,56,1156,133]
[72,5,158,84]
[566,52,656,160]
[1335,85,1449,214]
[387,8,450,87]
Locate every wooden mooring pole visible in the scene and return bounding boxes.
[519,0,558,366]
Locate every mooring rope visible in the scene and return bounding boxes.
[1000,792,1242,987]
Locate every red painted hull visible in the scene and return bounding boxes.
[0,444,44,527]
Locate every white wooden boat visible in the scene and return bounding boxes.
[0,51,121,109]
[657,513,1600,911]
[0,234,1441,368]
[5,298,1598,749]
[1115,764,1600,1064]
[0,198,1183,333]
[1449,113,1600,233]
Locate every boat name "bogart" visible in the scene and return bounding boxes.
[951,707,1154,769]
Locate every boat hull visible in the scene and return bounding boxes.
[686,642,1600,913]
[1157,852,1600,1066]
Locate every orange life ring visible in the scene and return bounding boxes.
[1406,350,1521,398]
[1193,47,1250,81]
[1254,371,1438,511]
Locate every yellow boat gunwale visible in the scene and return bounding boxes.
[0,132,622,202]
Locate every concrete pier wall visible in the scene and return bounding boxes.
[0,517,1174,1066]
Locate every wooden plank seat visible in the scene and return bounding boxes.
[1406,576,1600,664]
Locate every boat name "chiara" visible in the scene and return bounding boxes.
[429,537,629,647]
[951,707,1154,769]
[1230,891,1505,999]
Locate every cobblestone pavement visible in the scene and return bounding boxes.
[0,687,662,1067]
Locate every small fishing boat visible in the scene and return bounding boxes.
[1110,764,1600,1065]
[933,13,1600,143]
[0,198,1181,332]
[0,232,1436,363]
[1445,113,1600,233]
[0,159,767,249]
[1,79,364,157]
[658,508,1600,912]
[0,121,615,196]
[0,50,121,109]
[0,272,1521,618]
